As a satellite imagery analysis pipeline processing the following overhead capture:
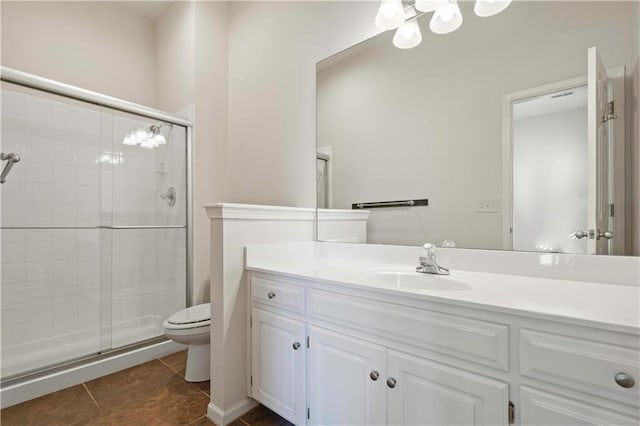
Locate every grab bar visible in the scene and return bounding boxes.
[0,152,21,184]
[352,198,429,209]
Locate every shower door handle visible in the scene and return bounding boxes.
[0,152,21,184]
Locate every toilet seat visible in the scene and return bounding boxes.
[163,303,211,330]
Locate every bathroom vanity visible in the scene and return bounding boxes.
[245,242,640,425]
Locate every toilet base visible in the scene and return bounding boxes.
[185,343,210,382]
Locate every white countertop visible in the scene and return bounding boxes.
[246,256,640,333]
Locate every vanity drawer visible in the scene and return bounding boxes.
[308,288,509,371]
[252,277,305,315]
[520,329,640,399]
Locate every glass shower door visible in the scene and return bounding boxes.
[1,82,104,378]
[1,80,188,380]
[106,110,187,350]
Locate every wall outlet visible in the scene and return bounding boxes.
[476,199,500,213]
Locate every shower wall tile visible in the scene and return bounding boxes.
[1,305,26,326]
[26,280,55,303]
[2,242,26,264]
[2,180,26,201]
[2,323,28,347]
[2,263,27,284]
[2,90,101,228]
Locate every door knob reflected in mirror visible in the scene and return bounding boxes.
[597,230,614,240]
[574,230,589,239]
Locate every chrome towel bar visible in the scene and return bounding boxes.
[352,198,428,209]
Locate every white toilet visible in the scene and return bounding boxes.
[163,303,211,382]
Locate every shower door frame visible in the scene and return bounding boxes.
[0,66,194,382]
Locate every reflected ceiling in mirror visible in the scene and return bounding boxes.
[316,1,639,256]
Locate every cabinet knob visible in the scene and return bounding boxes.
[615,373,635,388]
[370,370,379,381]
[267,292,276,299]
[386,377,396,389]
[292,342,301,350]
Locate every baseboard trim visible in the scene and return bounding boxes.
[207,398,259,425]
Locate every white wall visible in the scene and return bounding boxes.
[316,1,634,250]
[1,1,157,107]
[154,2,228,306]
[193,2,229,305]
[227,1,380,208]
[155,2,196,113]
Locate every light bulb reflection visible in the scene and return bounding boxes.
[430,0,463,34]
[474,0,512,17]
[393,18,422,49]
[375,0,405,30]
[415,0,447,12]
[439,5,455,22]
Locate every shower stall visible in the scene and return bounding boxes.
[0,68,192,404]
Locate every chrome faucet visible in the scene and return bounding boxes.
[416,243,450,275]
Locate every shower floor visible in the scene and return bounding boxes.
[1,316,164,379]
[0,350,291,426]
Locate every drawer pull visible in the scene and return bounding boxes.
[292,342,301,350]
[386,377,397,389]
[267,292,276,299]
[370,370,379,381]
[614,373,635,388]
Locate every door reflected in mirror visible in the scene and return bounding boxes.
[316,1,639,255]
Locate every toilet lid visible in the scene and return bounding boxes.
[167,303,211,325]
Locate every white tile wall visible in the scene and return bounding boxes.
[1,85,188,378]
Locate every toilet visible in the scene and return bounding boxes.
[163,303,211,382]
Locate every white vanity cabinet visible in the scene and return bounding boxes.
[307,326,387,425]
[250,276,308,425]
[518,328,640,426]
[251,308,306,425]
[306,327,508,425]
[248,271,640,426]
[386,350,508,425]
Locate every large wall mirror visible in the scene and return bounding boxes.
[316,1,639,256]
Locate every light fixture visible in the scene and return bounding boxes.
[393,18,422,49]
[375,0,405,30]
[415,0,447,13]
[474,0,512,17]
[375,0,511,49]
[430,0,463,34]
[122,123,172,149]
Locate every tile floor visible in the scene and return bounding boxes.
[0,350,292,426]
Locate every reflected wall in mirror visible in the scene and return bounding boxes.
[316,1,640,255]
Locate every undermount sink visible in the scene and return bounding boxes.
[362,271,473,291]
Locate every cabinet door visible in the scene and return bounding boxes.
[308,326,386,425]
[521,386,639,426]
[251,308,306,425]
[387,350,509,425]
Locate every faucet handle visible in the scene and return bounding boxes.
[422,243,437,259]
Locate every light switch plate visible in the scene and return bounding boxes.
[477,199,500,213]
